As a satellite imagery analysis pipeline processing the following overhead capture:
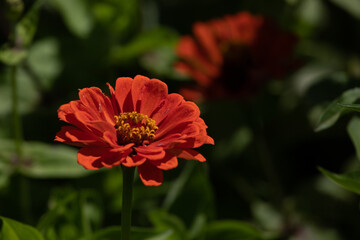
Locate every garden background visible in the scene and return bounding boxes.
[1,0,360,239]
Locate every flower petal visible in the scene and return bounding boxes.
[77,146,132,170]
[151,152,178,170]
[135,146,166,160]
[122,155,146,167]
[155,101,200,139]
[55,126,106,147]
[150,93,184,125]
[138,160,163,186]
[193,22,222,65]
[139,78,168,116]
[115,77,134,112]
[131,75,148,112]
[173,149,206,162]
[107,82,120,115]
[78,87,115,125]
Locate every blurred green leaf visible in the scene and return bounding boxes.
[0,139,90,179]
[37,191,77,236]
[50,0,93,38]
[329,0,360,19]
[165,163,215,225]
[347,117,360,160]
[163,162,194,210]
[338,103,360,112]
[319,167,360,195]
[0,45,27,66]
[27,38,62,90]
[291,63,335,96]
[38,188,102,240]
[315,88,360,132]
[110,27,178,64]
[204,220,264,240]
[148,209,188,240]
[188,213,206,240]
[213,127,253,161]
[15,0,43,48]
[251,201,282,232]
[92,0,139,39]
[80,226,170,240]
[20,142,90,178]
[0,161,12,190]
[0,67,40,116]
[0,216,44,240]
[297,0,327,26]
[141,46,184,79]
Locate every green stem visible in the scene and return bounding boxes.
[121,166,135,240]
[11,66,23,157]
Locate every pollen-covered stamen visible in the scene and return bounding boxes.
[115,111,158,145]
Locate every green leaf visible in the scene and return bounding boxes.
[15,0,43,47]
[338,103,360,112]
[110,27,178,64]
[148,209,188,240]
[315,88,360,132]
[92,0,139,39]
[50,0,93,38]
[251,201,282,232]
[0,67,40,116]
[140,46,185,79]
[347,117,360,160]
[204,220,264,240]
[213,127,253,161]
[329,0,360,19]
[0,45,27,66]
[80,226,170,240]
[20,142,90,178]
[37,189,103,239]
[319,167,360,195]
[27,38,62,90]
[163,162,195,210]
[0,139,90,179]
[0,216,44,240]
[163,163,216,227]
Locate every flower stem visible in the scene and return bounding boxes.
[11,66,23,157]
[121,166,135,240]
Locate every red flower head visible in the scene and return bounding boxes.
[175,12,297,101]
[55,75,214,186]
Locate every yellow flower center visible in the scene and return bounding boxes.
[115,111,158,145]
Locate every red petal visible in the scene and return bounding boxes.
[131,75,148,112]
[193,22,222,65]
[155,101,200,139]
[77,146,132,170]
[115,77,134,113]
[137,160,163,186]
[151,152,178,170]
[55,126,106,147]
[122,155,146,167]
[78,87,115,125]
[173,149,206,162]
[139,78,168,116]
[107,82,120,115]
[150,93,184,125]
[135,146,166,160]
[176,36,218,86]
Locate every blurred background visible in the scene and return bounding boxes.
[1,0,360,239]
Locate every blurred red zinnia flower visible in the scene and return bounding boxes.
[55,75,214,186]
[175,11,297,100]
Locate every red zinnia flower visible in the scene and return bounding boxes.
[55,75,214,186]
[175,11,297,101]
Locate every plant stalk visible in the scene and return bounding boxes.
[11,66,23,157]
[121,166,135,240]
